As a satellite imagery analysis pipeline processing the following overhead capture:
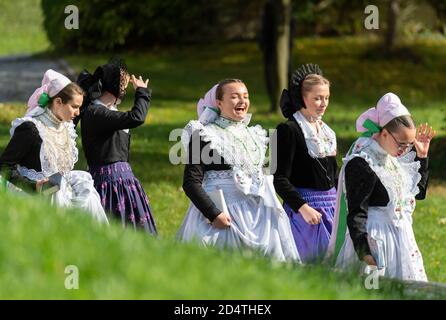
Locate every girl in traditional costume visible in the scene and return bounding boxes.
[0,69,108,223]
[274,64,337,263]
[76,58,157,235]
[327,93,435,281]
[177,79,300,262]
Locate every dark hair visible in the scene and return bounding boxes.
[73,57,128,127]
[383,115,415,133]
[49,82,84,106]
[93,58,129,99]
[216,79,245,100]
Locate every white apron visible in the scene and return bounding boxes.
[335,138,427,281]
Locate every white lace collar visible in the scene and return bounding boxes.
[365,139,389,163]
[208,118,266,174]
[10,112,78,180]
[293,111,337,158]
[214,116,245,129]
[344,137,422,224]
[182,119,269,198]
[37,108,64,130]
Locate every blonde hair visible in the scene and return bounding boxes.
[301,74,330,97]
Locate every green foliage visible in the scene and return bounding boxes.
[293,0,446,40]
[6,0,446,55]
[0,0,49,55]
[41,0,128,51]
[40,0,261,52]
[293,0,371,36]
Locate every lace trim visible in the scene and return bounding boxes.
[210,123,268,175]
[10,116,78,177]
[214,116,245,128]
[181,120,269,196]
[182,120,268,174]
[293,111,337,158]
[203,170,233,181]
[16,166,46,181]
[42,108,64,128]
[398,150,421,196]
[343,138,421,222]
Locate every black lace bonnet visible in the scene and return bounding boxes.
[74,57,129,127]
[279,63,323,118]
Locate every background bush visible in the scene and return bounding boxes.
[41,0,262,52]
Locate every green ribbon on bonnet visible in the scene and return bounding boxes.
[38,92,50,108]
[360,118,382,137]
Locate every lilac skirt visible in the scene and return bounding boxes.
[89,162,157,235]
[283,187,336,263]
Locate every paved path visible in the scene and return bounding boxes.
[0,54,75,103]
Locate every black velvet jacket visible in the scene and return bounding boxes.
[80,87,151,166]
[0,121,43,192]
[182,131,231,222]
[273,117,338,212]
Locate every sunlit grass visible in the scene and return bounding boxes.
[0,0,49,56]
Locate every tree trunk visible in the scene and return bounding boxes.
[260,0,291,113]
[271,0,291,112]
[385,0,400,52]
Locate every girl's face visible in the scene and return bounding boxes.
[301,84,330,119]
[51,93,83,121]
[217,82,250,121]
[379,126,416,157]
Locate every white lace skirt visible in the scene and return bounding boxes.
[52,170,109,224]
[177,171,300,263]
[335,209,427,282]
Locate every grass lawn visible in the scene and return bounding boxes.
[0,1,445,299]
[0,0,49,56]
[2,191,427,299]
